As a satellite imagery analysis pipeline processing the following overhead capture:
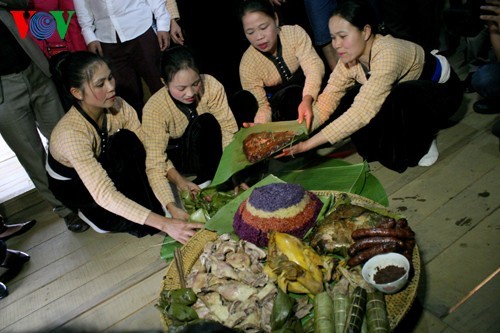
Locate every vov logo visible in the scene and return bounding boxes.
[10,10,75,39]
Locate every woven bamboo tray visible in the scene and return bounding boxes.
[159,191,420,332]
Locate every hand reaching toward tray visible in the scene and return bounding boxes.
[162,218,203,244]
[277,131,329,158]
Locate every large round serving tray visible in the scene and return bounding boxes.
[159,191,420,332]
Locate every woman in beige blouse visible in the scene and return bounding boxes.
[47,51,202,242]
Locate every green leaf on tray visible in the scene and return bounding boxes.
[277,159,388,206]
[161,160,388,261]
[160,236,181,262]
[211,121,308,187]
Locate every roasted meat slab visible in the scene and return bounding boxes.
[242,131,296,163]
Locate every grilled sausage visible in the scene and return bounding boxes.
[348,237,406,256]
[377,218,396,229]
[395,218,409,229]
[347,242,401,266]
[351,227,415,240]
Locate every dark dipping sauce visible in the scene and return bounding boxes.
[374,265,406,284]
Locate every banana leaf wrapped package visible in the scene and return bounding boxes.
[211,121,308,187]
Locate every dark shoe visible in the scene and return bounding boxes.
[0,249,30,283]
[0,282,8,299]
[64,213,90,233]
[462,72,476,93]
[473,99,500,114]
[0,220,37,242]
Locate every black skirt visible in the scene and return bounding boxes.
[325,68,464,173]
[167,113,223,185]
[47,130,162,237]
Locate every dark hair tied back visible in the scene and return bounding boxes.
[160,46,199,84]
[51,51,110,103]
[239,0,276,22]
[333,0,379,34]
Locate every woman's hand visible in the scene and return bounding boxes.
[177,179,200,197]
[276,132,330,158]
[167,202,190,220]
[170,19,185,45]
[145,212,203,244]
[242,122,256,128]
[277,140,310,158]
[233,182,250,195]
[163,218,203,244]
[167,168,200,198]
[298,95,314,131]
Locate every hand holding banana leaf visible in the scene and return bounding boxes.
[211,121,308,187]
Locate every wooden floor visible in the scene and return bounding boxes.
[1,61,499,333]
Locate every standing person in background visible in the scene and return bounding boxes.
[73,0,171,119]
[376,0,445,52]
[167,0,184,45]
[304,0,339,71]
[142,46,239,221]
[27,0,87,112]
[27,0,87,59]
[47,51,202,241]
[0,0,88,233]
[280,0,464,172]
[472,0,500,139]
[471,1,500,115]
[175,0,248,98]
[232,0,325,130]
[0,239,31,299]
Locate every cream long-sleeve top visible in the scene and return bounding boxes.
[49,98,152,225]
[74,0,171,44]
[312,34,425,144]
[142,74,238,206]
[239,24,325,123]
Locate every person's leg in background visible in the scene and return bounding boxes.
[0,63,88,232]
[131,28,164,100]
[471,62,500,114]
[0,239,31,299]
[101,41,144,119]
[304,0,338,71]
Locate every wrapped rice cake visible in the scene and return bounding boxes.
[233,183,322,247]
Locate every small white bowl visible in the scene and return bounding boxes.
[361,252,410,294]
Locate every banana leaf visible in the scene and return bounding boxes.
[161,175,285,261]
[277,159,388,206]
[160,236,180,262]
[161,162,388,260]
[211,121,308,187]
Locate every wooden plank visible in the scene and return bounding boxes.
[410,165,500,264]
[1,239,167,331]
[443,272,500,332]
[107,301,163,332]
[394,304,449,333]
[386,130,499,227]
[67,270,165,332]
[0,189,45,218]
[419,208,500,318]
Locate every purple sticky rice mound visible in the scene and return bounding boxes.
[247,183,305,212]
[233,192,323,247]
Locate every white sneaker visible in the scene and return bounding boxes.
[77,210,110,234]
[418,139,439,167]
